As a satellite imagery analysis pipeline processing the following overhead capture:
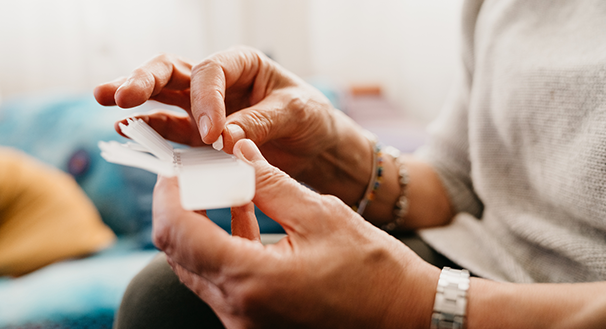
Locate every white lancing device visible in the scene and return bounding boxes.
[98,118,255,210]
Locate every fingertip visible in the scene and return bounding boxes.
[221,124,246,154]
[190,63,227,144]
[113,121,125,136]
[153,175,176,197]
[227,124,246,142]
[234,139,265,163]
[231,202,261,242]
[155,174,177,186]
[94,77,127,106]
[199,114,226,146]
[94,84,118,106]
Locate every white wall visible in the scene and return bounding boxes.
[0,0,207,96]
[308,0,463,123]
[201,0,313,77]
[0,0,462,123]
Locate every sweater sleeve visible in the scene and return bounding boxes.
[415,0,484,218]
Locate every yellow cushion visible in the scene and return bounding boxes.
[0,148,116,276]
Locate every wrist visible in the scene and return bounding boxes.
[431,267,471,329]
[382,260,442,329]
[362,148,406,224]
[295,110,373,205]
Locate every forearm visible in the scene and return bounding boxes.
[468,279,606,329]
[364,154,454,229]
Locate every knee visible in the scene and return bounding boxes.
[114,253,224,329]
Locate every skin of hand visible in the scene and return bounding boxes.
[95,50,606,328]
[94,47,456,229]
[93,47,453,226]
[152,138,441,329]
[94,47,351,181]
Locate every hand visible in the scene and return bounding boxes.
[94,47,353,180]
[93,48,455,228]
[152,139,440,328]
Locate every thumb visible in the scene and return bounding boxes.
[220,95,290,154]
[233,139,321,235]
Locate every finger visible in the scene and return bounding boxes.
[114,111,204,146]
[233,139,324,234]
[151,89,191,110]
[152,175,247,275]
[94,76,127,106]
[190,47,274,145]
[218,96,283,154]
[231,202,261,242]
[219,90,305,154]
[111,54,192,109]
[220,88,330,158]
[219,123,246,154]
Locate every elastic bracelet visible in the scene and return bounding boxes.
[354,142,383,215]
[381,146,409,231]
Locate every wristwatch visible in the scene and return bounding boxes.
[431,267,470,329]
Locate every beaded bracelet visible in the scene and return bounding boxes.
[354,142,383,215]
[381,146,409,231]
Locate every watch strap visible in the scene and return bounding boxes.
[430,267,470,329]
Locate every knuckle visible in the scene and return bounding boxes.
[362,244,392,267]
[256,164,288,188]
[287,95,307,114]
[282,90,328,130]
[132,67,155,86]
[239,110,273,141]
[227,45,264,62]
[285,95,311,121]
[319,194,354,226]
[191,57,220,76]
[321,194,346,210]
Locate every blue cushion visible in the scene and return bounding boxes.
[0,92,284,244]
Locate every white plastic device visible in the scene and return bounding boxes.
[98,118,255,210]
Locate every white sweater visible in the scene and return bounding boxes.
[416,0,606,283]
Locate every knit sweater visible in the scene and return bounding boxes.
[416,0,606,283]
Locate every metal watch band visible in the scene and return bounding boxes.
[430,267,470,329]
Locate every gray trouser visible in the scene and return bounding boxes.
[113,232,460,329]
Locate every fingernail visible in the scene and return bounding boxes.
[199,115,211,140]
[239,139,264,162]
[226,124,246,141]
[212,135,224,151]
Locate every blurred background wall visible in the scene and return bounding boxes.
[0,0,463,124]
